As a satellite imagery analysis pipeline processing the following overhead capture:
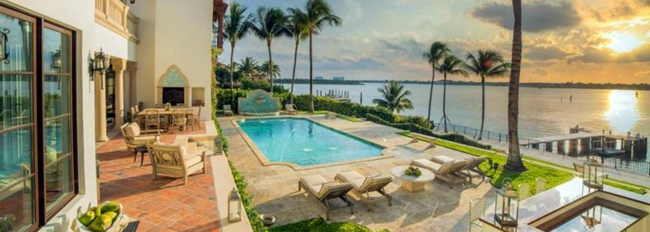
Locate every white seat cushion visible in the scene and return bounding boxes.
[130,122,141,136]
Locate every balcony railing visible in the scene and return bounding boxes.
[95,0,140,43]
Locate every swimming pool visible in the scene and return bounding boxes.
[236,118,383,166]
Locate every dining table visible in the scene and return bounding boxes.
[136,107,194,131]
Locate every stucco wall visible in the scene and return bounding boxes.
[93,23,133,61]
[4,0,98,231]
[130,0,156,108]
[154,0,212,121]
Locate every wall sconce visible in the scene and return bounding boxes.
[0,28,10,64]
[91,48,110,90]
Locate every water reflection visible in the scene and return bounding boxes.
[605,90,638,132]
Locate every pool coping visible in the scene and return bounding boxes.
[230,115,394,171]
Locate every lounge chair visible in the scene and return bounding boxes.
[411,159,469,188]
[285,104,298,115]
[299,175,354,220]
[335,171,392,211]
[430,156,486,182]
[223,105,233,116]
[147,143,207,185]
[325,112,336,119]
[120,123,160,146]
[120,123,160,166]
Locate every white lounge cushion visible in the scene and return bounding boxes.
[300,175,329,194]
[430,155,456,164]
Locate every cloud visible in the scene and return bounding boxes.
[635,71,650,77]
[471,1,581,32]
[532,68,549,77]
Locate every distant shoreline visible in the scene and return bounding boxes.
[277,79,650,91]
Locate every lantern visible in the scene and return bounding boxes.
[581,205,602,230]
[228,188,242,222]
[0,28,9,64]
[92,48,110,90]
[494,183,519,228]
[51,49,62,72]
[583,157,604,190]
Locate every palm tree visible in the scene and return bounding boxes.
[505,0,526,171]
[238,57,259,79]
[260,60,281,80]
[303,0,342,113]
[287,8,309,104]
[373,81,414,113]
[464,50,511,140]
[224,3,252,103]
[437,55,468,133]
[250,7,288,94]
[423,42,451,122]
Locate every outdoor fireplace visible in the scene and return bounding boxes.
[163,87,184,105]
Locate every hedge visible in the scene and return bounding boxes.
[292,95,432,129]
[269,218,389,232]
[212,81,266,231]
[366,114,492,150]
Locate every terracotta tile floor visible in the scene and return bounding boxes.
[97,123,221,232]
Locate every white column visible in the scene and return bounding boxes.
[111,58,127,128]
[95,71,108,142]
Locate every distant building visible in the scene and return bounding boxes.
[333,76,345,81]
[315,76,324,80]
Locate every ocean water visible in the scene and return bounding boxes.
[284,83,650,160]
[237,117,383,166]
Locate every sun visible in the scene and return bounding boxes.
[604,32,644,53]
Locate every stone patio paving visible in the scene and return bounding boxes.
[96,122,221,232]
[221,115,497,232]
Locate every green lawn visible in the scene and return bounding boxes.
[399,132,648,195]
[269,218,389,232]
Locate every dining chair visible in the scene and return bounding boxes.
[171,110,187,132]
[187,106,201,130]
[145,110,164,133]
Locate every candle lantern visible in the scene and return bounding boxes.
[494,183,519,228]
[583,156,604,190]
[228,188,242,222]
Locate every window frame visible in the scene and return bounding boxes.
[0,3,79,231]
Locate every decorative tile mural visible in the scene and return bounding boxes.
[160,67,186,87]
[238,89,280,115]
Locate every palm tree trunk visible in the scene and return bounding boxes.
[309,32,314,113]
[478,75,485,140]
[443,72,448,133]
[290,40,299,105]
[267,39,274,94]
[229,43,235,105]
[505,0,526,171]
[427,67,435,122]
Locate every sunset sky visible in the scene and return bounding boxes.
[220,0,650,84]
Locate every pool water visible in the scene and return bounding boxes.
[237,118,383,166]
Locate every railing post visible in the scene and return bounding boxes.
[499,134,501,142]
